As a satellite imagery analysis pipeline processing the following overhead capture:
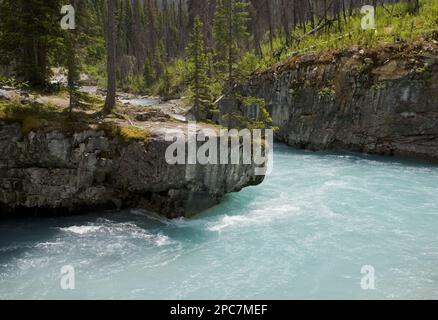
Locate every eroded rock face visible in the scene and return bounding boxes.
[234,41,438,162]
[0,122,264,218]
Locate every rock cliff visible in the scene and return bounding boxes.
[0,120,264,218]
[228,39,438,162]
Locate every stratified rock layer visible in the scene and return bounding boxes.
[0,121,263,218]
[237,40,438,162]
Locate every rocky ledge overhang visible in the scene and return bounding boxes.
[0,121,265,218]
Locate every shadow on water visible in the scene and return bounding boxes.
[273,143,438,169]
[0,217,61,268]
[0,209,212,268]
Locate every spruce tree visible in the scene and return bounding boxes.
[213,0,250,86]
[143,58,155,88]
[186,17,212,118]
[0,0,63,88]
[154,41,166,81]
[65,0,81,113]
[102,0,117,114]
[66,32,79,113]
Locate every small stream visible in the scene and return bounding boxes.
[120,98,160,107]
[121,97,188,122]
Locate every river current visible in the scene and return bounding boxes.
[1,144,437,299]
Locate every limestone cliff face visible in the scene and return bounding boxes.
[235,40,438,162]
[0,121,264,218]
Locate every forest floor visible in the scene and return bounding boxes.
[0,85,221,143]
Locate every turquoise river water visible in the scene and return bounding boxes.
[1,144,437,299]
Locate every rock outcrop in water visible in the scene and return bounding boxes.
[221,38,438,162]
[0,120,264,218]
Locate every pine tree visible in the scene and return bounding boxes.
[143,58,155,88]
[65,0,81,113]
[213,0,250,86]
[154,41,166,81]
[102,0,117,114]
[0,0,63,88]
[159,67,171,100]
[186,17,212,118]
[66,31,79,113]
[144,0,159,59]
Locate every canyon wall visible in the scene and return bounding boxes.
[230,39,438,162]
[0,121,264,218]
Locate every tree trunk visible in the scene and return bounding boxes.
[228,0,233,84]
[67,0,78,113]
[280,0,291,46]
[178,0,185,54]
[67,35,76,113]
[265,0,273,53]
[103,0,117,114]
[407,0,420,14]
[308,0,315,29]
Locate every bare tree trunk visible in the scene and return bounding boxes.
[335,0,342,32]
[228,0,233,84]
[67,0,78,114]
[308,0,315,29]
[178,0,186,54]
[248,2,263,58]
[103,0,116,115]
[265,0,273,52]
[407,0,420,14]
[341,0,347,24]
[67,35,76,113]
[280,0,291,46]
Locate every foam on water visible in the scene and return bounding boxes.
[61,226,102,235]
[1,144,438,299]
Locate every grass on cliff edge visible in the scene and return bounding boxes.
[0,98,150,143]
[97,122,150,143]
[251,0,438,72]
